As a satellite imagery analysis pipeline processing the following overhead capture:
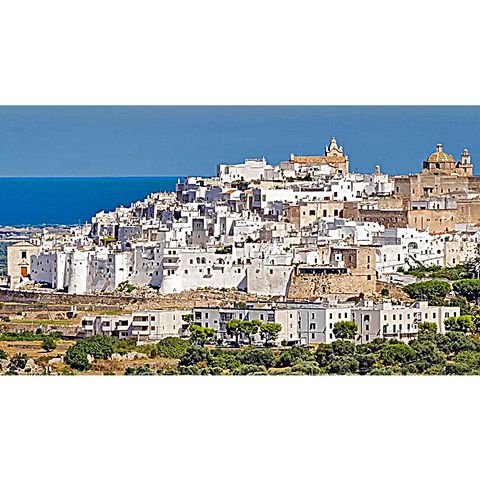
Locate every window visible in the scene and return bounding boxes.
[21,251,27,259]
[365,334,369,341]
[383,325,387,333]
[329,323,333,329]
[393,324,396,333]
[365,324,369,331]
[311,333,316,339]
[310,323,316,330]
[329,313,333,319]
[432,312,436,319]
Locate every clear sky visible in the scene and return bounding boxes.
[0,106,479,177]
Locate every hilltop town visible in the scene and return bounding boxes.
[4,137,480,374]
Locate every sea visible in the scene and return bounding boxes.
[0,177,180,226]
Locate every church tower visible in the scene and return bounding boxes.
[459,148,473,176]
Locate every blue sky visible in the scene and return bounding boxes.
[0,106,479,177]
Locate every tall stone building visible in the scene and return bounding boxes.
[7,241,40,287]
[288,137,349,175]
[394,143,480,200]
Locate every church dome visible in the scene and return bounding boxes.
[426,143,454,163]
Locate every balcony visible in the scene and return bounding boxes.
[163,257,179,266]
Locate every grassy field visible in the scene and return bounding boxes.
[0,340,74,360]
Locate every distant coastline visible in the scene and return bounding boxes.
[0,176,180,227]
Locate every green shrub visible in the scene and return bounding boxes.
[291,361,321,375]
[276,347,314,368]
[403,280,451,304]
[154,337,190,359]
[327,356,359,375]
[237,348,275,368]
[180,345,209,366]
[65,335,115,371]
[233,364,267,375]
[0,331,62,342]
[42,336,57,352]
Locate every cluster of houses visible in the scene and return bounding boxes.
[5,137,480,344]
[81,300,460,346]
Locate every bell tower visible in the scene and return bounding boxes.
[459,148,473,176]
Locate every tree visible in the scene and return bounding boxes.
[403,280,451,305]
[153,337,189,359]
[240,320,262,345]
[444,315,474,334]
[378,343,416,366]
[436,332,476,355]
[315,344,333,367]
[418,321,437,338]
[0,349,7,360]
[42,336,57,352]
[260,323,282,346]
[65,347,90,371]
[452,280,480,304]
[226,320,243,347]
[237,348,275,368]
[189,325,216,346]
[180,345,209,367]
[333,321,358,340]
[64,336,115,371]
[327,356,359,375]
[355,353,377,375]
[276,347,314,368]
[331,339,356,356]
[448,296,473,316]
[291,361,321,375]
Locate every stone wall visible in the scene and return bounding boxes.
[0,288,137,307]
[287,272,376,301]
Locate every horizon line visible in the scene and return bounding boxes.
[0,175,188,179]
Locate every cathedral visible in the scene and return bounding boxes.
[394,143,480,200]
[289,137,349,174]
[422,143,473,176]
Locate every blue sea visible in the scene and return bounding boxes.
[0,177,180,226]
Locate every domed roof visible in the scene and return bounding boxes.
[427,144,454,163]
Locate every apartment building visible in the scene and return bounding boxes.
[352,301,460,344]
